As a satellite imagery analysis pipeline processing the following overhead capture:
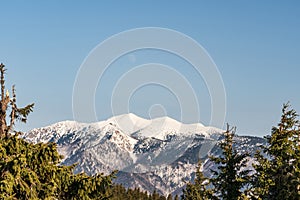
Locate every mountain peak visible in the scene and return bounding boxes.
[152,116,181,125]
[106,113,151,135]
[22,114,265,196]
[25,113,222,142]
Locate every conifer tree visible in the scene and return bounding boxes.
[0,63,114,199]
[181,160,212,200]
[0,63,34,137]
[209,124,251,200]
[252,103,300,199]
[151,190,161,200]
[167,193,173,200]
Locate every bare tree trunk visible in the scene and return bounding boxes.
[0,63,9,137]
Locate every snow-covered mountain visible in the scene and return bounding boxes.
[23,113,265,196]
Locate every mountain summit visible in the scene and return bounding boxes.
[23,113,265,196]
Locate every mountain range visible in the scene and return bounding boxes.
[22,113,265,196]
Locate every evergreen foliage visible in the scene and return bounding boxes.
[181,160,212,200]
[209,124,251,200]
[167,194,173,200]
[252,103,300,199]
[0,134,115,199]
[0,64,34,137]
[2,63,300,199]
[109,184,168,200]
[0,64,114,200]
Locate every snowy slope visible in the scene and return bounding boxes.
[22,113,265,196]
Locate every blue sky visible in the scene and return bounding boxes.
[0,1,299,136]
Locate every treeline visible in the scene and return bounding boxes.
[0,63,300,199]
[181,103,300,200]
[110,185,178,200]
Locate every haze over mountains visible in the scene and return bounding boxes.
[23,113,265,195]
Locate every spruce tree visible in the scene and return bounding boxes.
[174,194,179,200]
[0,63,34,137]
[252,103,300,199]
[181,160,212,200]
[209,124,251,200]
[151,190,161,200]
[0,63,114,199]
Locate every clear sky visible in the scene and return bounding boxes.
[0,1,299,136]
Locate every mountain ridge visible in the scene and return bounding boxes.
[22,113,265,196]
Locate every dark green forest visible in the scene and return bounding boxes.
[0,63,299,199]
